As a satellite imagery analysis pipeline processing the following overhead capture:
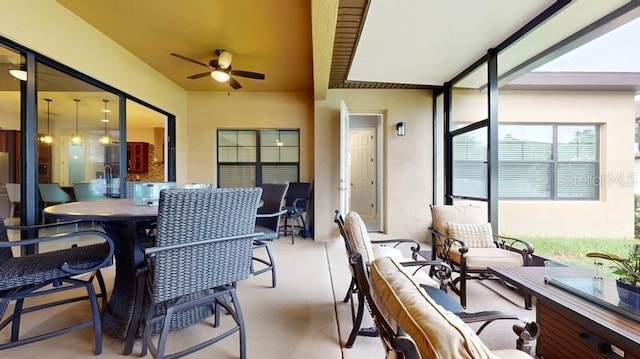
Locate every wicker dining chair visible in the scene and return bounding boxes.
[139,187,262,359]
[252,183,288,288]
[280,182,312,244]
[0,219,114,354]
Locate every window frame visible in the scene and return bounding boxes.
[497,123,600,201]
[216,129,300,187]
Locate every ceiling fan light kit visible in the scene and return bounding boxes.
[211,70,230,82]
[171,49,265,90]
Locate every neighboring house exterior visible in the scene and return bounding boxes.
[450,89,636,239]
[497,90,636,238]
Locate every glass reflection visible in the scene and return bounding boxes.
[36,63,120,202]
[0,45,23,222]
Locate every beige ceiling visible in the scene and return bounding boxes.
[56,0,640,98]
[57,0,313,93]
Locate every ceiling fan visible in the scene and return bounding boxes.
[171,49,265,90]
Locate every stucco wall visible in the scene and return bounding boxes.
[186,92,314,184]
[314,89,434,242]
[495,90,636,238]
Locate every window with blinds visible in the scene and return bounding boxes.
[452,124,599,200]
[217,129,300,187]
[498,124,598,200]
[452,128,488,199]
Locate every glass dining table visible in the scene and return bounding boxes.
[44,199,160,354]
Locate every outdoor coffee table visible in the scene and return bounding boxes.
[489,266,640,358]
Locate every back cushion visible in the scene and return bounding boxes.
[344,211,375,264]
[430,205,485,236]
[370,257,496,359]
[447,222,495,248]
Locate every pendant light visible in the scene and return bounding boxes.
[99,99,112,145]
[39,98,54,144]
[70,99,83,145]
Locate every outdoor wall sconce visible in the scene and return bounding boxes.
[396,122,406,137]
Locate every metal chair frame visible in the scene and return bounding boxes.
[352,253,539,358]
[0,220,114,354]
[334,210,450,348]
[429,204,535,308]
[280,182,312,244]
[252,183,288,288]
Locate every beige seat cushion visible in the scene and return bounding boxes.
[370,257,533,359]
[346,211,439,288]
[448,247,524,269]
[372,245,404,261]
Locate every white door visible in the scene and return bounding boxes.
[339,101,350,215]
[350,128,376,219]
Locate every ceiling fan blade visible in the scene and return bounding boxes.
[230,70,265,80]
[170,53,211,69]
[187,72,212,80]
[228,77,242,90]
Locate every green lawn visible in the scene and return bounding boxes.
[522,236,638,276]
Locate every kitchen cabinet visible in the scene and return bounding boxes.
[127,142,149,174]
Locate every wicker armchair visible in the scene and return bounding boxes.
[0,219,114,354]
[252,183,288,288]
[139,187,262,359]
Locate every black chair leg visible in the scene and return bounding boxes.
[85,281,103,355]
[10,298,24,342]
[290,221,295,244]
[343,278,355,303]
[345,292,365,348]
[267,245,277,288]
[299,217,307,238]
[524,293,532,310]
[123,272,147,355]
[251,242,277,288]
[460,276,467,309]
[94,269,108,309]
[229,290,247,359]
